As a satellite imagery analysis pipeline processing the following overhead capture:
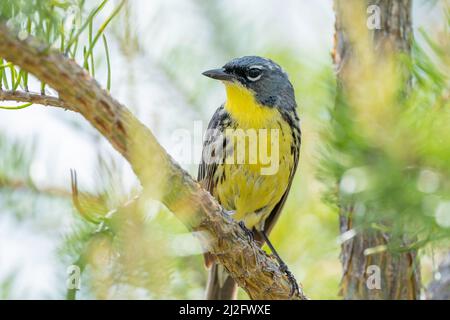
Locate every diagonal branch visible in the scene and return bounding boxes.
[0,23,307,300]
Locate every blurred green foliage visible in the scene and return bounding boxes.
[320,14,450,250]
[0,0,119,92]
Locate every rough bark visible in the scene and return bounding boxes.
[333,0,421,299]
[0,23,307,300]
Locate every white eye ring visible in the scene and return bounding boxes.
[246,65,263,81]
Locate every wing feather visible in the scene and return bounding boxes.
[197,105,229,193]
[259,111,301,238]
[198,105,230,267]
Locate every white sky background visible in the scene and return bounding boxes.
[0,0,447,298]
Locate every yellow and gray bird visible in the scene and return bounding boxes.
[199,56,301,299]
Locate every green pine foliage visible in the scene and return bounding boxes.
[320,15,450,251]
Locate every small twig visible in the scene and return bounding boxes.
[0,90,72,109]
[70,169,83,215]
[0,177,72,198]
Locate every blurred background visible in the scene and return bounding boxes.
[0,0,449,299]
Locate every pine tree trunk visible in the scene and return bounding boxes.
[333,0,421,299]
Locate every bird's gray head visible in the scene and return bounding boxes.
[202,56,296,110]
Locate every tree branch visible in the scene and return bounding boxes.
[0,90,71,109]
[0,23,307,300]
[0,176,72,198]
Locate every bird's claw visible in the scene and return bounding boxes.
[238,221,254,242]
[223,210,235,216]
[279,262,300,298]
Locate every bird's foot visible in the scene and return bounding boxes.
[279,262,300,298]
[223,210,235,216]
[238,221,254,242]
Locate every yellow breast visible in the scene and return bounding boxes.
[224,82,279,128]
[213,82,294,230]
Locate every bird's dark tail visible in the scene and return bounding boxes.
[206,263,237,300]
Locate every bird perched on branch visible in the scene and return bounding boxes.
[199,56,301,299]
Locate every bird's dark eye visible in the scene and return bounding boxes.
[247,68,262,81]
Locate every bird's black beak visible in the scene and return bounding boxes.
[202,68,235,81]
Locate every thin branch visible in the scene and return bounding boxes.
[0,90,71,109]
[0,24,307,300]
[0,177,72,198]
